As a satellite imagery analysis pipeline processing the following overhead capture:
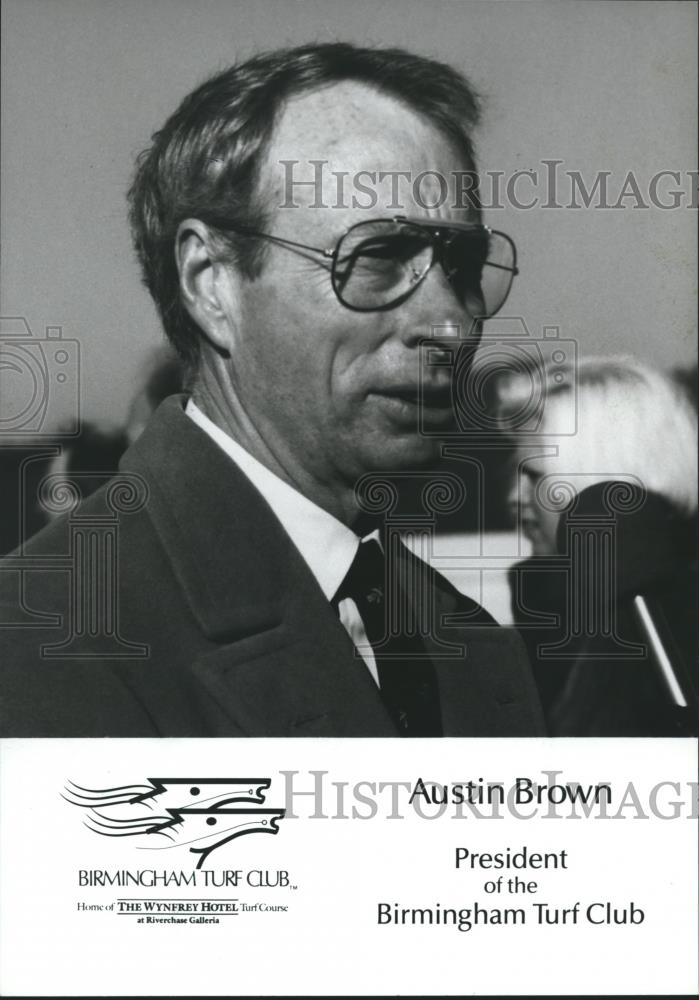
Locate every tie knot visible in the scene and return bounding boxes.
[335,539,385,608]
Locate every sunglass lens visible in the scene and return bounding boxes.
[334,222,432,308]
[333,221,516,315]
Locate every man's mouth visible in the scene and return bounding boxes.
[370,384,455,425]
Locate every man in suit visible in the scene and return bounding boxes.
[0,43,543,737]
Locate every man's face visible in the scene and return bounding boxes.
[221,82,480,503]
[509,398,609,556]
[509,455,561,556]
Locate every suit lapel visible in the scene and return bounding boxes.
[120,397,396,736]
[427,621,544,735]
[120,397,540,736]
[395,544,541,735]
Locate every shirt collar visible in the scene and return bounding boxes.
[185,400,366,600]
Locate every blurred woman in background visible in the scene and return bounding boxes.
[500,356,698,735]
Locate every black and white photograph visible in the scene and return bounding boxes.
[0,0,697,995]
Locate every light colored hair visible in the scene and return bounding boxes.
[500,356,698,515]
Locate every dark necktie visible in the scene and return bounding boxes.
[334,538,443,737]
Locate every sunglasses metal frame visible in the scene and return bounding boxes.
[215,215,518,316]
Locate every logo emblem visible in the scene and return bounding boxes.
[64,777,285,869]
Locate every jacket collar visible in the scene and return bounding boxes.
[119,396,397,735]
[120,395,293,640]
[117,396,520,737]
[185,400,361,602]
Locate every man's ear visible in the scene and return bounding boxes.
[175,219,240,355]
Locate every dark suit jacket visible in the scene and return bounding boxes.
[0,397,544,737]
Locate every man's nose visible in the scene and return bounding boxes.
[506,476,520,510]
[506,474,526,524]
[513,471,536,509]
[399,263,479,347]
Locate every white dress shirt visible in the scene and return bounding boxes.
[186,400,380,685]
